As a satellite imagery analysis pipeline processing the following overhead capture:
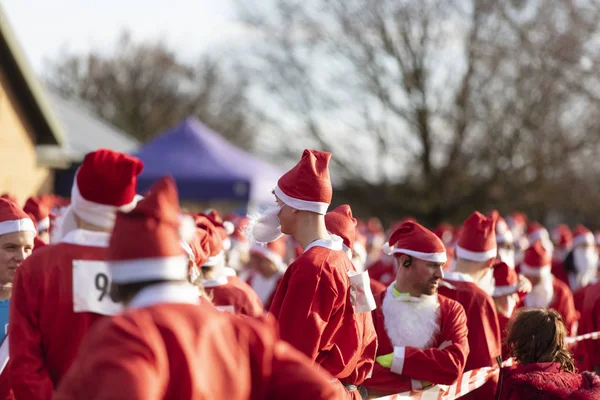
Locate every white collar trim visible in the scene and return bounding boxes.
[128,282,200,309]
[304,234,344,253]
[61,229,111,248]
[201,276,229,287]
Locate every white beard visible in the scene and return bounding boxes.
[524,276,554,308]
[498,249,515,269]
[382,288,441,349]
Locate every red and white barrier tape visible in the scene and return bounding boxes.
[375,358,515,400]
[566,330,600,344]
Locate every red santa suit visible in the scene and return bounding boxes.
[519,243,579,336]
[436,210,502,400]
[203,275,264,316]
[577,280,600,371]
[269,237,378,399]
[9,150,143,400]
[364,287,469,397]
[54,283,339,400]
[492,261,522,360]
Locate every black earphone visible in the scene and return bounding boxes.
[403,255,413,268]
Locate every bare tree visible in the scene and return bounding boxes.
[44,32,259,149]
[237,0,600,226]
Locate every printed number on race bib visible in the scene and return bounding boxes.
[72,260,123,316]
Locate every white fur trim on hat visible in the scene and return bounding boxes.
[496,230,513,244]
[391,248,447,263]
[202,251,225,268]
[528,229,549,243]
[0,218,36,236]
[250,245,285,270]
[455,244,497,262]
[573,232,595,248]
[36,216,50,233]
[520,263,551,278]
[109,255,188,284]
[273,185,329,215]
[71,176,139,230]
[493,284,519,297]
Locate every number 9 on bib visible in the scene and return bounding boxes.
[72,260,123,316]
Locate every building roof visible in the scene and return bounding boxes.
[46,90,139,162]
[0,4,65,147]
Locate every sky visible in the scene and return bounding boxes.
[2,0,241,73]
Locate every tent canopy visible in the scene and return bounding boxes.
[133,117,283,205]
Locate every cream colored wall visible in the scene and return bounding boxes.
[0,68,54,205]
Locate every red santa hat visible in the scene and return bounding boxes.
[182,227,211,267]
[0,198,36,236]
[520,241,552,277]
[250,236,287,270]
[194,215,224,267]
[382,221,447,263]
[456,211,497,263]
[273,149,332,215]
[493,262,519,297]
[107,176,189,284]
[494,213,513,244]
[551,224,573,250]
[201,209,233,250]
[433,223,454,246]
[71,149,144,229]
[325,204,356,257]
[572,225,594,248]
[23,197,51,233]
[527,221,549,244]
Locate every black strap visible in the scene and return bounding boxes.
[495,356,504,400]
[358,385,368,400]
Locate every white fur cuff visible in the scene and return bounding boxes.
[390,346,406,375]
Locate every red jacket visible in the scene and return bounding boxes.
[204,276,263,317]
[364,289,469,397]
[54,284,340,400]
[9,230,113,400]
[438,275,502,400]
[367,258,396,286]
[269,238,378,400]
[497,362,600,400]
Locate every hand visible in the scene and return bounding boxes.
[376,353,394,369]
[517,275,532,294]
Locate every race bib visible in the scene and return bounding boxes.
[348,270,376,314]
[72,260,123,316]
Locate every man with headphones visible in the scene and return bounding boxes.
[363,221,470,397]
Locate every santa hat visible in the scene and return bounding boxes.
[250,236,287,270]
[0,198,36,236]
[456,211,497,262]
[71,149,144,229]
[194,215,224,267]
[493,262,519,297]
[182,227,211,267]
[571,225,594,247]
[520,241,552,277]
[0,193,17,204]
[382,221,447,263]
[434,223,454,245]
[201,210,232,250]
[325,204,356,257]
[551,224,573,249]
[527,221,549,244]
[107,176,189,284]
[494,213,513,244]
[273,149,332,215]
[23,197,51,233]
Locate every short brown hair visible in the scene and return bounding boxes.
[506,308,574,372]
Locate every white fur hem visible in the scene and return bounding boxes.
[520,263,551,277]
[390,346,406,375]
[273,185,329,215]
[455,244,496,262]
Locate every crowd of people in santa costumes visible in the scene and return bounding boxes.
[1,145,600,398]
